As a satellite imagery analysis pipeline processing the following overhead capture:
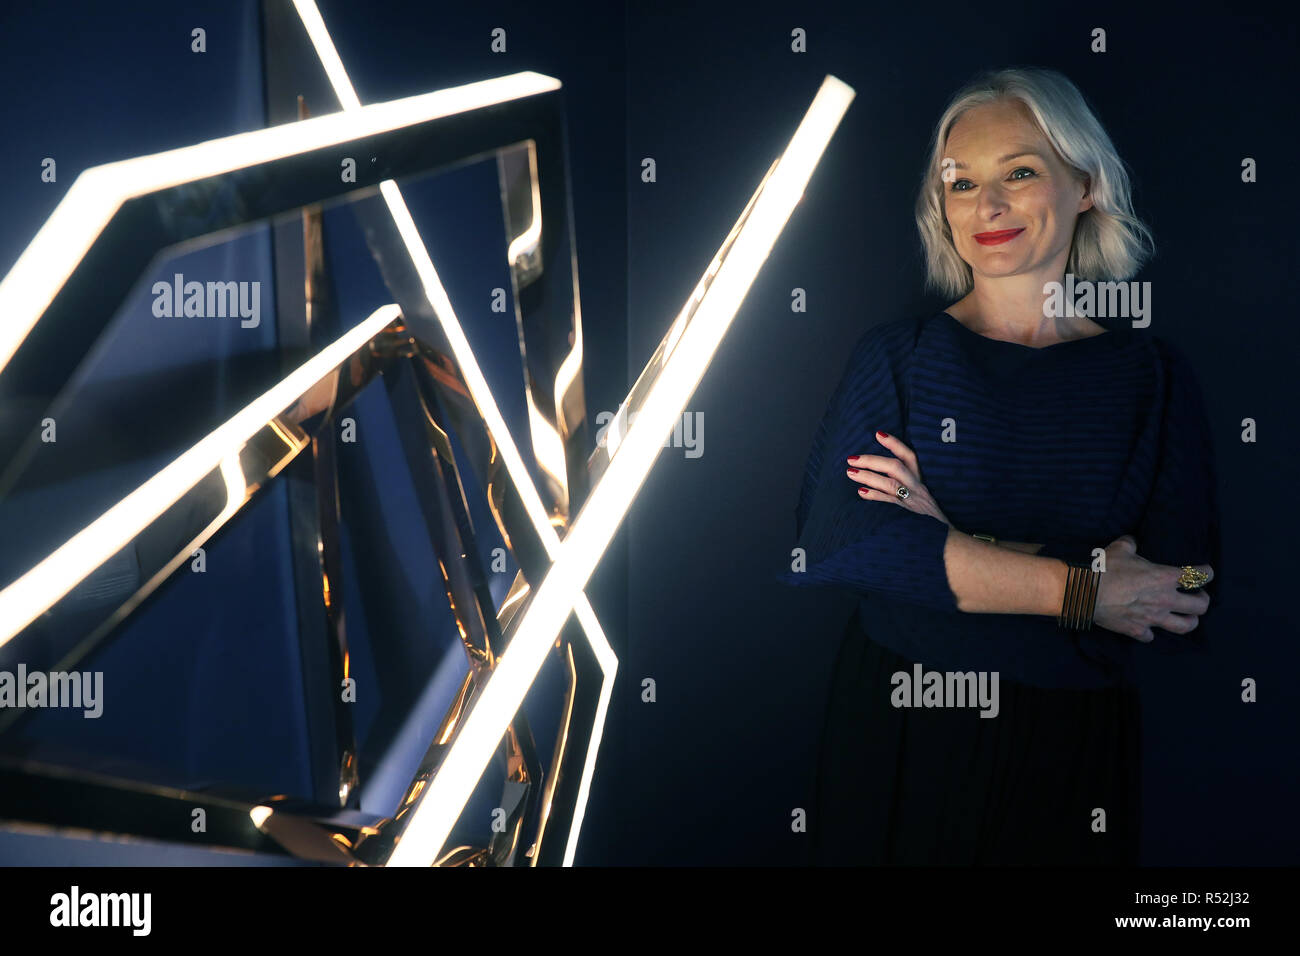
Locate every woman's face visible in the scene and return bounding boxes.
[942,99,1092,285]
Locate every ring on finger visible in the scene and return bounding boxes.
[1176,565,1209,592]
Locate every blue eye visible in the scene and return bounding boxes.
[950,167,1035,191]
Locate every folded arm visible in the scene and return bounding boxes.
[942,528,1066,614]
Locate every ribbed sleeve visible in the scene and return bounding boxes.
[1132,338,1220,567]
[776,324,959,610]
[1132,337,1222,651]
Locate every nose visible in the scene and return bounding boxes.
[976,180,1011,221]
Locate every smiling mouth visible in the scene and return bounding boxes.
[973,228,1025,246]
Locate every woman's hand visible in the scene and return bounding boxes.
[1092,534,1214,642]
[846,431,950,526]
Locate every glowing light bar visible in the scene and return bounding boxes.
[387,75,857,865]
[0,304,402,646]
[291,0,616,867]
[0,72,559,376]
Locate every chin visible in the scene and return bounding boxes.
[970,260,1029,280]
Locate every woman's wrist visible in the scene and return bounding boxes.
[1040,557,1070,618]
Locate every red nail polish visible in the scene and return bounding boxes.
[877,430,889,439]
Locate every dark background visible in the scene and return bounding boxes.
[0,0,1294,865]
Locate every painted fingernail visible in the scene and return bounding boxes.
[877,430,889,439]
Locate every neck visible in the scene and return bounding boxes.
[950,263,1103,346]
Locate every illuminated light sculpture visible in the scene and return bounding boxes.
[0,0,854,866]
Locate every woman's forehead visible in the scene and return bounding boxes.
[945,100,1045,153]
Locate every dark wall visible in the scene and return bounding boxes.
[621,1,1298,865]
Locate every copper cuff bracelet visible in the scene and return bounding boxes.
[1058,563,1100,631]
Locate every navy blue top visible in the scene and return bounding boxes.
[777,311,1222,689]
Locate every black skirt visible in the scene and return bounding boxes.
[810,610,1141,865]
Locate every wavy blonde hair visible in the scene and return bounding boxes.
[916,68,1155,299]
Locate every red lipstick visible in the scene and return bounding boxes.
[973,228,1025,245]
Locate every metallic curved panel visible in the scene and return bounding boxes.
[0,26,614,863]
[0,0,852,869]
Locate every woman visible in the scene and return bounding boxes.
[779,68,1221,865]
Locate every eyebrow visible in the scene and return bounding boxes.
[949,151,1042,171]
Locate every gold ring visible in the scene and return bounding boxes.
[1176,566,1209,591]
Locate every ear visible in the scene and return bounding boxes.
[1078,174,1094,213]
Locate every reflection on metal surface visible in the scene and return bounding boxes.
[499,140,575,523]
[386,72,856,865]
[0,72,562,444]
[403,350,503,672]
[531,638,578,867]
[298,93,359,807]
[0,22,614,863]
[250,804,362,866]
[0,0,853,869]
[0,305,397,655]
[285,0,616,866]
[0,312,579,867]
[0,757,379,861]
